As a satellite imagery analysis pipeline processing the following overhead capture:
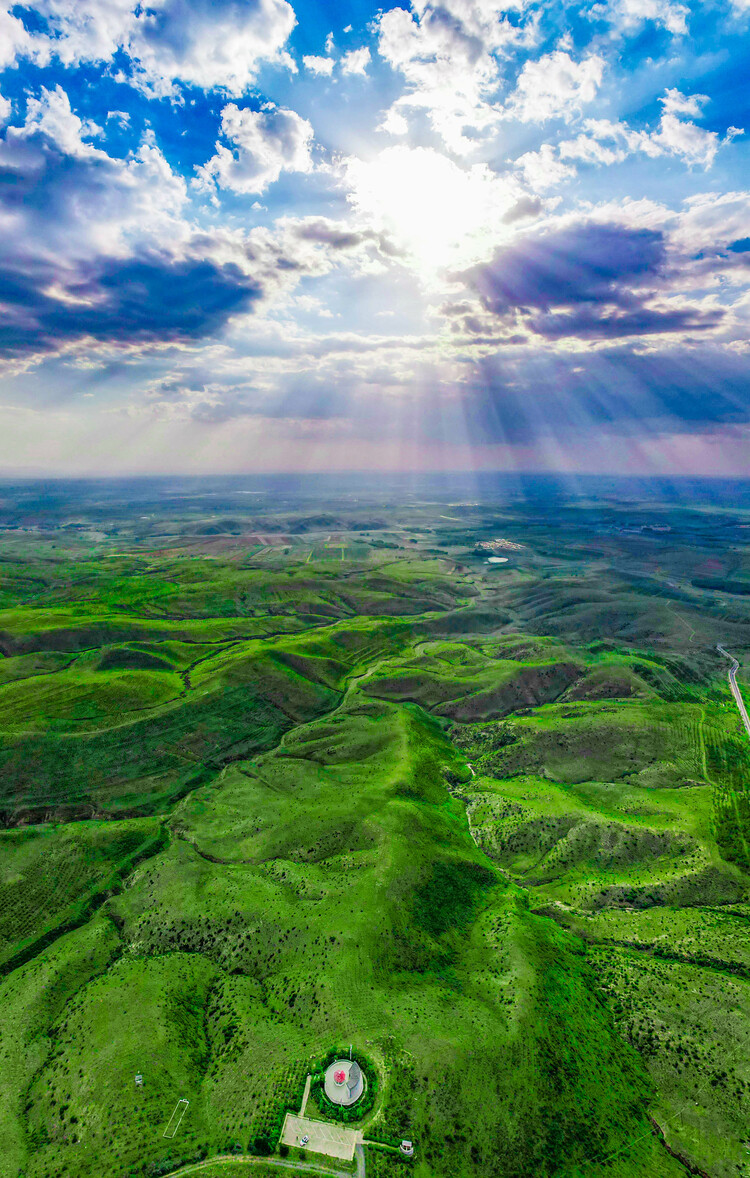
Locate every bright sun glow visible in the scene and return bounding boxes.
[344,146,518,272]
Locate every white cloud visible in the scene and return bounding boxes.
[672,190,750,253]
[558,132,627,166]
[376,0,534,153]
[598,0,689,36]
[0,4,33,68]
[508,50,604,122]
[196,103,314,195]
[23,84,102,157]
[517,144,575,190]
[653,90,737,168]
[572,118,661,158]
[654,112,720,167]
[0,91,11,127]
[20,0,134,66]
[661,88,706,117]
[547,93,742,180]
[341,46,371,76]
[13,0,297,96]
[378,108,409,136]
[0,85,187,269]
[127,0,297,96]
[303,55,334,76]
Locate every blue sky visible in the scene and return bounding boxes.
[1,0,749,475]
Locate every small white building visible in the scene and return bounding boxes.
[400,1140,414,1158]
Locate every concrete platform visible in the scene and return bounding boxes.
[281,1112,360,1161]
[324,1058,364,1106]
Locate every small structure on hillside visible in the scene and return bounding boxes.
[324,1058,364,1106]
[400,1140,414,1158]
[135,1074,143,1088]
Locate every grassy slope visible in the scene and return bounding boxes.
[447,687,750,1176]
[20,697,675,1178]
[0,917,121,1175]
[0,532,747,1178]
[0,817,163,971]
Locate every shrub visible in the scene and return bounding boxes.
[249,1133,272,1155]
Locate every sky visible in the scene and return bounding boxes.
[1,0,749,477]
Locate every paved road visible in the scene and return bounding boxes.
[717,645,750,739]
[355,1143,366,1178]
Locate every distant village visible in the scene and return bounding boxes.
[475,538,526,553]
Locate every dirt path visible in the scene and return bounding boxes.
[647,1116,712,1177]
[162,1154,352,1178]
[299,1074,312,1116]
[666,603,696,644]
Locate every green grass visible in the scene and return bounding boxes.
[0,642,341,815]
[0,498,747,1178]
[167,1165,349,1177]
[594,947,750,1178]
[26,952,217,1177]
[0,666,183,732]
[0,916,121,1175]
[0,817,163,970]
[16,696,675,1177]
[447,683,750,1174]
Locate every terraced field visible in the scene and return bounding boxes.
[0,481,748,1178]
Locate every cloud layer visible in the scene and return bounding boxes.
[0,0,748,474]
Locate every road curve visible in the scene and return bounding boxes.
[717,645,750,739]
[161,1154,352,1178]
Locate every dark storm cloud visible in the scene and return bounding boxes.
[528,303,724,340]
[0,253,264,358]
[462,221,726,339]
[501,195,545,224]
[293,221,372,250]
[466,223,666,313]
[0,100,284,359]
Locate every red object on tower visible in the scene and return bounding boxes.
[334,1069,346,1084]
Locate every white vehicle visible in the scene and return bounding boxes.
[300,1135,309,1146]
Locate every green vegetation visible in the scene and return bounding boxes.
[0,483,748,1177]
[0,817,164,972]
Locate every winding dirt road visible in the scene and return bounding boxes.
[162,1154,352,1178]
